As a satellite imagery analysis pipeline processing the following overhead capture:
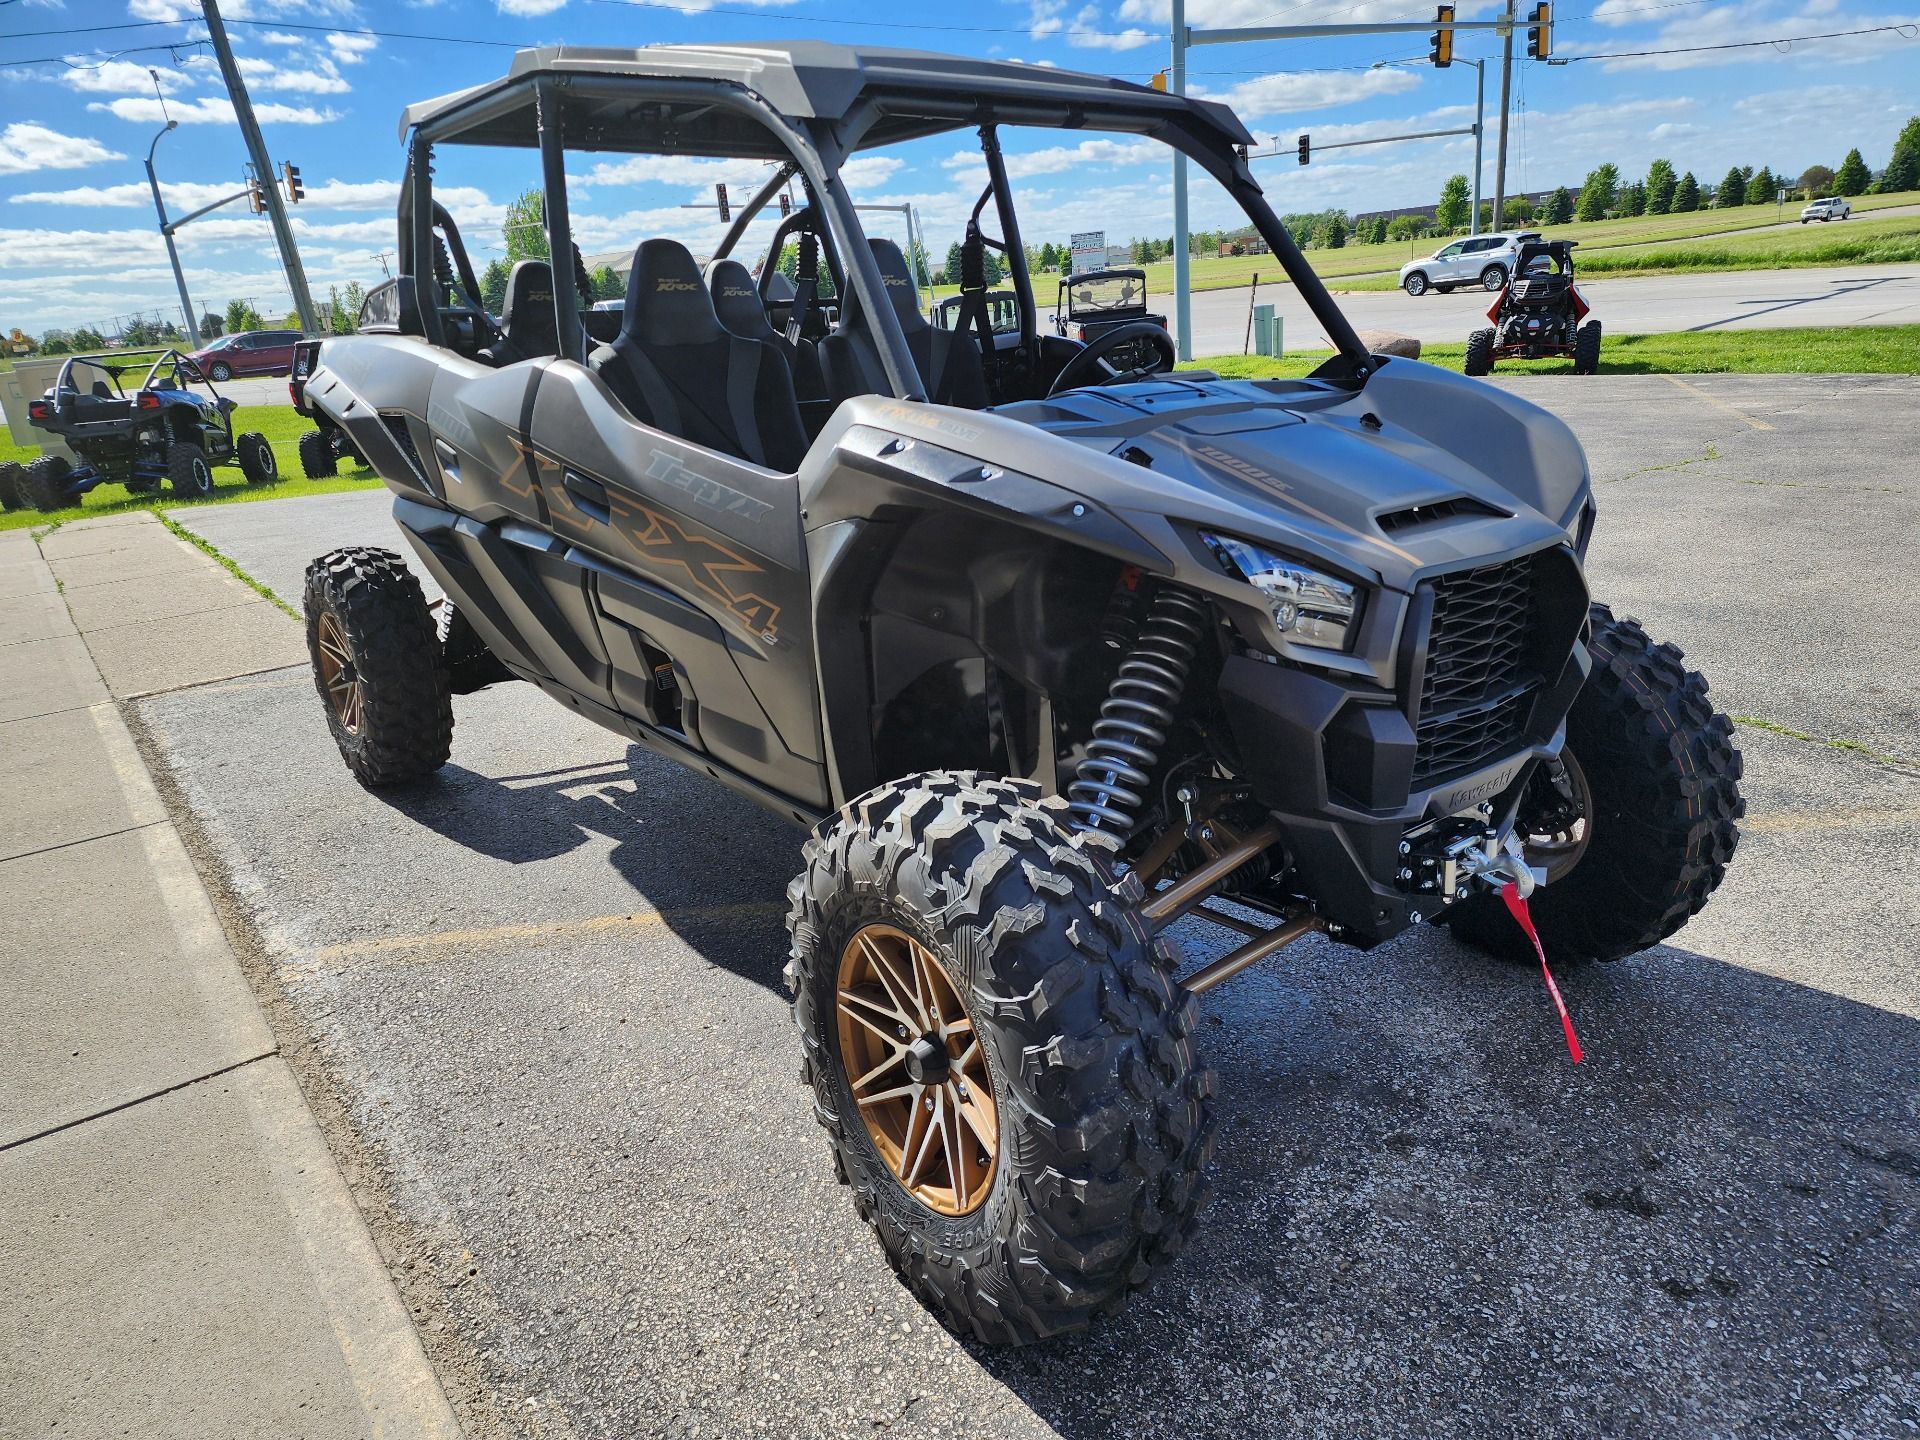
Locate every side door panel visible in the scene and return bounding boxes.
[526,363,826,807]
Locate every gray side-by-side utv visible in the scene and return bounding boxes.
[294,43,1743,1345]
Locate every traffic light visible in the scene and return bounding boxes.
[1297,133,1310,166]
[1430,4,1455,67]
[715,182,730,223]
[778,191,792,217]
[1149,69,1167,92]
[246,171,266,215]
[281,161,304,204]
[1526,2,1552,59]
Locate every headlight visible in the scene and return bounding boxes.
[1202,532,1359,651]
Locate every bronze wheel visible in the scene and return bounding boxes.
[1517,748,1592,883]
[314,611,363,734]
[834,923,997,1217]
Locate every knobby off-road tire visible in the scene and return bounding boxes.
[24,456,73,513]
[1464,328,1496,376]
[787,772,1215,1345]
[1449,604,1743,965]
[237,431,277,484]
[0,461,26,512]
[1574,320,1602,375]
[303,547,452,788]
[167,441,213,499]
[299,427,337,479]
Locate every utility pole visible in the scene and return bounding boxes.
[1494,0,1514,226]
[1170,0,1192,362]
[201,0,318,333]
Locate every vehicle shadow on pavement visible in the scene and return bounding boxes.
[965,934,1920,1437]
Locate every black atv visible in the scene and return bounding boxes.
[1465,240,1601,376]
[295,44,1742,1346]
[14,349,277,512]
[288,338,365,479]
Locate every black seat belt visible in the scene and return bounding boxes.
[953,223,996,403]
[784,231,821,347]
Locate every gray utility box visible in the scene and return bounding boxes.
[1,358,75,462]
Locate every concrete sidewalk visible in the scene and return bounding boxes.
[0,515,459,1439]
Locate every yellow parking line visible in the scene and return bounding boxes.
[1661,373,1775,431]
[297,899,786,969]
[1743,806,1920,836]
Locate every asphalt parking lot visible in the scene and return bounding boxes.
[141,373,1919,1439]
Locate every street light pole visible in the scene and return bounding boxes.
[1472,58,1486,234]
[144,118,202,346]
[1171,0,1192,362]
[1494,0,1514,225]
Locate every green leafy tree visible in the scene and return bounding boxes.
[1366,215,1389,244]
[224,298,263,334]
[1386,214,1423,241]
[40,330,73,355]
[1833,148,1871,196]
[72,326,105,350]
[1319,215,1346,248]
[1038,241,1058,269]
[1616,181,1646,217]
[1744,166,1776,206]
[1716,165,1749,207]
[1878,147,1920,193]
[907,240,932,288]
[1673,172,1700,212]
[1575,163,1618,221]
[480,257,511,313]
[325,285,355,335]
[341,281,367,326]
[1541,186,1574,224]
[944,240,965,285]
[1503,195,1535,225]
[1645,158,1677,214]
[1797,164,1835,199]
[123,317,158,346]
[198,312,223,339]
[589,264,622,301]
[1434,173,1472,232]
[503,187,550,263]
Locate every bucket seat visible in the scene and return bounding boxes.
[818,239,986,409]
[706,258,824,403]
[478,260,560,368]
[589,239,807,472]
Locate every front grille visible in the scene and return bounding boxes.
[1411,554,1540,787]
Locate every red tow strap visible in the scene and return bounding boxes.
[1501,883,1584,1064]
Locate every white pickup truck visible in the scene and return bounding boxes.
[1800,197,1852,223]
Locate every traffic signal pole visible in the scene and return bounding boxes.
[1494,0,1515,226]
[1170,0,1191,362]
[201,0,318,333]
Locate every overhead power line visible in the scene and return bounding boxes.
[1555,21,1919,60]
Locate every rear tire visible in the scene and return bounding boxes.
[303,547,452,789]
[788,772,1215,1345]
[299,428,337,479]
[167,441,213,499]
[1447,604,1743,966]
[1573,320,1602,375]
[238,431,277,484]
[24,456,73,513]
[1403,271,1429,296]
[1465,328,1496,376]
[0,461,24,512]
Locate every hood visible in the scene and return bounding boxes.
[983,363,1591,594]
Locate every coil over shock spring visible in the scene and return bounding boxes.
[1068,586,1209,836]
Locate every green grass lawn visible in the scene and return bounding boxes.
[1190,324,1920,379]
[1,404,382,532]
[929,189,1920,301]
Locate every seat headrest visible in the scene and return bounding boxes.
[866,239,925,334]
[623,239,721,347]
[501,260,556,334]
[763,271,797,303]
[705,259,773,341]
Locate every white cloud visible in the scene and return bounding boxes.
[57,60,196,96]
[236,54,353,95]
[87,96,342,126]
[497,0,568,12]
[1208,66,1423,123]
[840,155,905,191]
[942,137,1162,180]
[260,30,308,45]
[9,180,243,210]
[0,123,127,176]
[328,33,379,64]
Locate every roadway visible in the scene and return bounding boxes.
[132,373,1920,1438]
[1186,263,1920,354]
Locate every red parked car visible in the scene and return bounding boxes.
[186,328,305,381]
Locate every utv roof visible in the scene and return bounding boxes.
[399,42,1256,157]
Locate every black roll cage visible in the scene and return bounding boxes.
[394,52,1372,404]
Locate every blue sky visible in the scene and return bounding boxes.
[2,0,1916,333]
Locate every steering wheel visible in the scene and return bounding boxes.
[1047,321,1177,397]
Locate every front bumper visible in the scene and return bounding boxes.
[1217,544,1590,945]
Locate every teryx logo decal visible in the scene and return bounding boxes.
[626,502,781,640]
[642,451,773,522]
